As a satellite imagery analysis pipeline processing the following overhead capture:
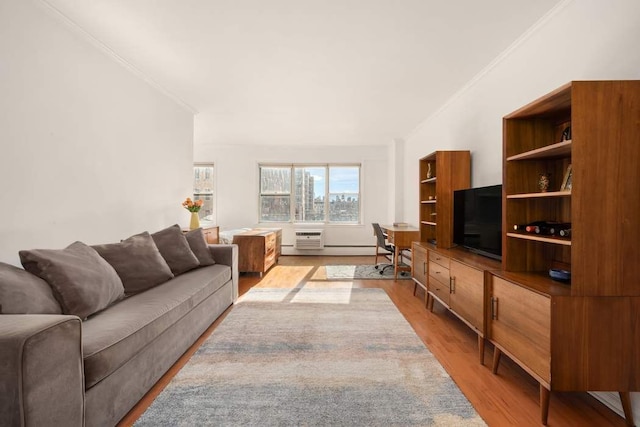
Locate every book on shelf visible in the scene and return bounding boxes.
[392,222,409,227]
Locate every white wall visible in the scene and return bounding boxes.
[403,0,640,421]
[194,143,389,255]
[0,0,194,266]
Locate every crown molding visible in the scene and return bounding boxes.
[406,0,574,140]
[36,0,198,114]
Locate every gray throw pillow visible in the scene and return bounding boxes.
[0,262,62,314]
[19,242,124,319]
[93,231,174,294]
[184,228,216,266]
[151,224,200,275]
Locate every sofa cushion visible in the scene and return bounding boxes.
[82,263,232,389]
[19,242,124,319]
[0,262,62,314]
[184,228,216,266]
[151,224,200,275]
[93,232,174,294]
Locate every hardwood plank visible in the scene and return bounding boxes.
[118,256,627,427]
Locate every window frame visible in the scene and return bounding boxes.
[258,163,361,225]
[193,163,215,223]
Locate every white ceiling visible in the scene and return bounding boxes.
[44,0,562,146]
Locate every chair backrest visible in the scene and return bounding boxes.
[372,223,390,249]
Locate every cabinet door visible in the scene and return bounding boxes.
[490,276,551,384]
[449,260,484,332]
[429,260,450,306]
[411,243,428,288]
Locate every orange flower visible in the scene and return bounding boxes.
[182,197,202,212]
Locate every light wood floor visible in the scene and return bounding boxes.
[119,256,627,427]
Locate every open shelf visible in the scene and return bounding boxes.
[507,191,571,199]
[507,231,571,246]
[507,140,572,161]
[419,151,470,247]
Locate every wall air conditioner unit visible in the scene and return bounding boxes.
[294,230,324,250]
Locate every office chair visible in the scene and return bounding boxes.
[372,223,394,274]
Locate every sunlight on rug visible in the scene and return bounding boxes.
[325,264,411,280]
[135,288,485,426]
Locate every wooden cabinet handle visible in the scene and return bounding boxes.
[491,297,499,320]
[449,277,454,294]
[423,262,427,275]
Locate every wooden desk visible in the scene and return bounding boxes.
[380,224,420,280]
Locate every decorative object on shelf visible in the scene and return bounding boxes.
[182,197,203,230]
[560,164,573,191]
[561,125,571,141]
[426,163,432,179]
[538,173,551,192]
[513,221,571,235]
[548,268,571,283]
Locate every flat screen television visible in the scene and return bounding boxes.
[453,184,502,260]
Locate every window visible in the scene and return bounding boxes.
[294,166,325,222]
[259,166,291,222]
[259,164,360,224]
[328,166,360,222]
[193,164,214,221]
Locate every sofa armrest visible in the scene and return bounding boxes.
[208,243,239,302]
[0,315,84,427]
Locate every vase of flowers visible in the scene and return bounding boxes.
[182,198,204,230]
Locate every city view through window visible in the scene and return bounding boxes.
[260,165,360,223]
[193,165,214,221]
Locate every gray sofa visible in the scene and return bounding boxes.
[0,225,238,427]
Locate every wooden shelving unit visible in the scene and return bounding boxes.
[418,151,470,248]
[488,80,640,426]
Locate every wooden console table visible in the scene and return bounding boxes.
[182,225,219,244]
[233,228,282,275]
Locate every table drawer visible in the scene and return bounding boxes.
[429,251,450,269]
[264,249,276,271]
[264,233,276,253]
[429,260,450,283]
[429,261,451,306]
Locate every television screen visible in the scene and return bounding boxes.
[453,184,502,260]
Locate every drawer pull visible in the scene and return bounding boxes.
[450,277,455,294]
[423,262,427,275]
[491,297,499,320]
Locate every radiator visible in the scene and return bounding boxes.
[294,230,324,249]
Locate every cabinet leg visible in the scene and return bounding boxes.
[478,335,485,365]
[491,347,502,374]
[620,392,636,427]
[540,385,550,426]
[413,282,418,296]
[427,293,435,311]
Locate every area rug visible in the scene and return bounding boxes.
[325,264,412,280]
[135,288,485,426]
